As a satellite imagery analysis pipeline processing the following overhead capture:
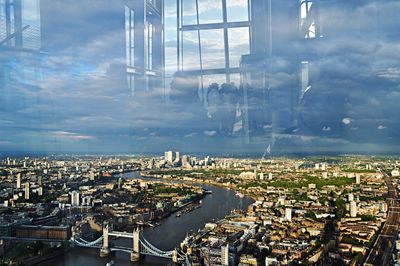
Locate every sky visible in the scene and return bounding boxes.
[1,0,400,156]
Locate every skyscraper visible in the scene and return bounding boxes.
[350,201,357,218]
[356,174,361,184]
[24,182,29,200]
[285,207,292,222]
[16,173,21,189]
[165,150,174,163]
[71,191,80,206]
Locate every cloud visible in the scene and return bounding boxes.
[184,132,198,138]
[2,0,400,154]
[51,131,95,141]
[0,141,12,146]
[377,67,400,81]
[204,130,217,137]
[342,118,352,125]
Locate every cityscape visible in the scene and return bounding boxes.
[0,154,399,265]
[1,0,400,265]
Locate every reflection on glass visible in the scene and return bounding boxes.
[226,0,248,22]
[200,29,225,69]
[228,27,249,68]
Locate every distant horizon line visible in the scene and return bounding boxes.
[1,150,400,159]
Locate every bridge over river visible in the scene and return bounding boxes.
[71,223,184,263]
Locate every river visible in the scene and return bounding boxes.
[42,172,253,266]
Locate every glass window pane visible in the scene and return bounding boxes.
[182,31,200,70]
[229,73,240,87]
[203,74,226,88]
[21,0,41,50]
[0,0,6,42]
[228,27,249,68]
[182,0,197,25]
[227,0,248,22]
[164,0,177,75]
[200,29,225,69]
[198,0,222,24]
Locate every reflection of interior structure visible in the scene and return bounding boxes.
[1,0,378,150]
[0,0,41,50]
[176,0,250,92]
[171,0,323,143]
[125,0,164,95]
[240,0,323,143]
[0,0,42,102]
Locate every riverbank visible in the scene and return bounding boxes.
[42,172,253,266]
[139,170,258,202]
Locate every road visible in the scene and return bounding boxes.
[364,170,399,266]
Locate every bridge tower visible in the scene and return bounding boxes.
[172,249,179,263]
[130,227,140,262]
[100,223,110,257]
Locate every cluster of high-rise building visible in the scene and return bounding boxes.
[156,150,215,169]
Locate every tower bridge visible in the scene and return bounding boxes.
[71,223,183,263]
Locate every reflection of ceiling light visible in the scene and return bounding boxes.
[322,126,331,131]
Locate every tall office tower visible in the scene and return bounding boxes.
[118,177,122,189]
[221,244,229,266]
[58,172,62,180]
[148,158,155,169]
[348,193,354,202]
[38,186,43,196]
[165,150,174,163]
[16,173,21,188]
[38,176,42,186]
[175,151,180,162]
[24,182,30,200]
[355,174,361,184]
[89,171,95,181]
[259,173,264,180]
[71,191,80,206]
[182,155,190,167]
[125,0,164,94]
[285,207,292,222]
[350,201,357,218]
